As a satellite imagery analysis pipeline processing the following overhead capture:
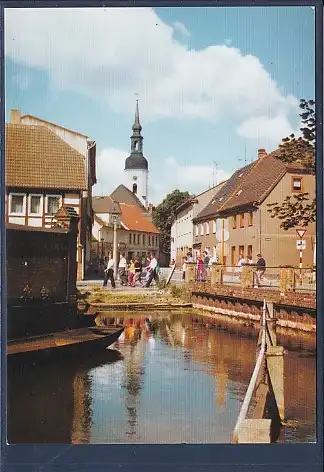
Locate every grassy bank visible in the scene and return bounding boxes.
[83,283,190,305]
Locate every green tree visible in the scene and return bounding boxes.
[152,189,190,254]
[267,99,316,230]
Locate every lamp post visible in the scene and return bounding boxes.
[111,202,121,277]
[100,237,104,260]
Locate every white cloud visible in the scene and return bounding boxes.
[172,21,190,38]
[92,147,125,197]
[237,115,296,146]
[93,147,231,204]
[5,7,298,142]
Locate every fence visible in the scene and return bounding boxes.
[232,300,285,443]
[184,263,316,293]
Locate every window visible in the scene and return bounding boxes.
[231,246,236,266]
[232,216,237,229]
[247,245,252,260]
[137,234,140,244]
[133,183,138,194]
[292,177,303,192]
[248,211,253,226]
[240,213,245,228]
[148,235,151,245]
[195,225,199,236]
[129,233,132,244]
[29,194,42,215]
[206,222,210,235]
[133,234,136,244]
[200,224,204,236]
[212,220,216,233]
[143,234,146,245]
[46,195,61,215]
[239,245,244,258]
[9,193,26,215]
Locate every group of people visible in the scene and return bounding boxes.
[235,253,266,287]
[180,250,217,282]
[102,252,160,289]
[172,250,266,287]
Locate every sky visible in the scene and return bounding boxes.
[5,6,315,204]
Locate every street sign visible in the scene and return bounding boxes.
[296,229,306,239]
[296,240,306,250]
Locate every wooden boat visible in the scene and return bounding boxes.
[7,326,124,363]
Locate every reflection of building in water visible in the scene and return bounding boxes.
[71,373,92,444]
[122,330,146,437]
[214,360,229,407]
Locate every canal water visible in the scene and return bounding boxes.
[7,311,316,444]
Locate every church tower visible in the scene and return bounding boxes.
[124,100,148,207]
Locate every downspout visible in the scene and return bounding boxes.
[259,205,262,255]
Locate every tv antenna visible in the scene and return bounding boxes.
[212,162,219,187]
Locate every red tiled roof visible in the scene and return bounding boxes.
[119,204,159,233]
[5,124,86,190]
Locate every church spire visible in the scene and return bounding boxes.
[132,99,142,133]
[130,99,143,153]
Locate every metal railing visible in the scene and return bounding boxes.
[232,300,284,443]
[293,267,316,291]
[186,264,316,293]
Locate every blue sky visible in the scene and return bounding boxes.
[5,6,315,203]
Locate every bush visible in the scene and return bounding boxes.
[157,278,167,290]
[169,284,183,299]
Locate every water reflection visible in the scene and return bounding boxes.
[7,312,316,444]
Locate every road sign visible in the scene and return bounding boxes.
[296,229,306,239]
[296,240,306,250]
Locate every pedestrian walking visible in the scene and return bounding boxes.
[103,254,116,288]
[118,253,128,286]
[128,259,135,287]
[145,253,159,288]
[254,254,266,288]
[133,257,143,286]
[182,257,187,281]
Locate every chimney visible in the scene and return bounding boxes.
[258,148,267,159]
[10,109,21,124]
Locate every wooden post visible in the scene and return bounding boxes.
[210,263,223,286]
[241,265,254,289]
[279,267,295,294]
[237,419,271,443]
[266,345,285,421]
[185,262,196,283]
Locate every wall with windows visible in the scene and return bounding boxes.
[226,170,315,267]
[193,217,229,263]
[6,190,81,228]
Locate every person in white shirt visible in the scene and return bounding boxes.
[103,254,116,288]
[182,257,187,281]
[118,253,128,286]
[235,255,246,273]
[145,253,159,288]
